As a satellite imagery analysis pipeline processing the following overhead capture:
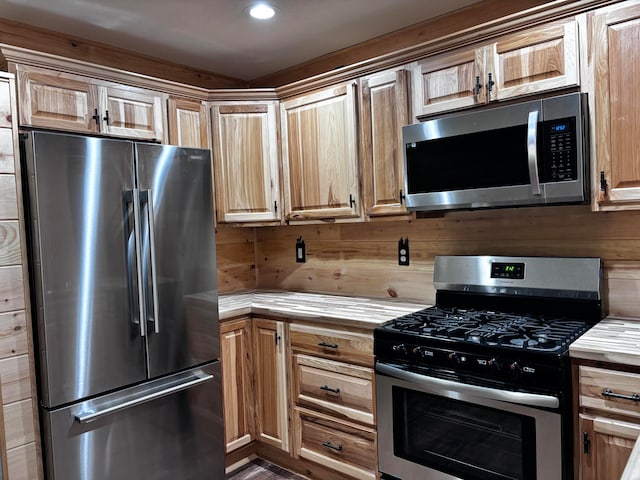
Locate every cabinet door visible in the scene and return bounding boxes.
[492,21,579,101]
[253,318,289,452]
[98,85,165,141]
[580,414,640,480]
[167,96,209,148]
[211,102,281,223]
[281,83,360,221]
[589,2,640,208]
[15,65,99,133]
[360,69,411,218]
[220,317,255,453]
[410,46,486,118]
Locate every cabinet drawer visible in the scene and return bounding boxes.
[290,323,373,367]
[295,408,376,480]
[293,354,374,425]
[580,366,640,419]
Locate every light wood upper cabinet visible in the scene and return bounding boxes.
[359,68,411,218]
[220,317,255,454]
[168,96,209,149]
[16,65,98,134]
[281,82,360,221]
[411,21,579,118]
[14,64,166,142]
[582,2,640,209]
[253,318,289,452]
[211,101,281,224]
[98,85,165,141]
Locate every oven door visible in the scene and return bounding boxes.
[376,363,562,480]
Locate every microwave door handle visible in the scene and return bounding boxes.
[527,110,542,196]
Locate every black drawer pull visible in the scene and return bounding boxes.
[322,441,343,452]
[318,342,339,349]
[602,389,640,402]
[320,385,340,394]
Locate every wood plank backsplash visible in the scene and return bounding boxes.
[253,205,640,318]
[216,226,257,294]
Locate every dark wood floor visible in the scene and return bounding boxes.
[227,459,308,480]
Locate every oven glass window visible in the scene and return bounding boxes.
[393,386,536,480]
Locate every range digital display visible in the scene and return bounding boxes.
[491,262,525,279]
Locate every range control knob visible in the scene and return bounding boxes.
[448,352,466,365]
[488,357,502,371]
[509,361,521,376]
[392,344,408,355]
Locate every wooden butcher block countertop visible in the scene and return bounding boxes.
[570,317,640,367]
[218,290,428,328]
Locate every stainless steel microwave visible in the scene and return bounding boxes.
[403,92,589,212]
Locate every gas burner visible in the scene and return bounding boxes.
[384,306,589,354]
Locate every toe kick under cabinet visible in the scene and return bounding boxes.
[290,322,378,480]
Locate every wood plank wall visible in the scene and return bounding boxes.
[255,205,640,318]
[217,226,257,294]
[0,73,42,480]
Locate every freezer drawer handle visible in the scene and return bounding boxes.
[73,373,214,424]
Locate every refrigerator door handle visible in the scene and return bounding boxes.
[140,190,161,334]
[73,373,214,424]
[130,189,147,337]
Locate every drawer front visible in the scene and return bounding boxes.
[295,409,376,480]
[580,366,640,419]
[294,354,374,425]
[290,323,373,367]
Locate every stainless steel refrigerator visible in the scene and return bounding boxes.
[21,131,224,480]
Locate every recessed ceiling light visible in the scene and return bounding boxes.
[249,3,276,20]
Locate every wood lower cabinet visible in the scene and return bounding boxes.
[253,318,289,452]
[577,364,640,479]
[290,322,376,480]
[582,2,640,209]
[14,63,166,141]
[167,96,209,148]
[211,101,281,224]
[411,20,578,118]
[220,317,255,453]
[280,82,360,221]
[359,68,411,218]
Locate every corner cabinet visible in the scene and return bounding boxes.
[15,64,166,141]
[280,82,360,222]
[577,364,640,479]
[220,317,255,453]
[359,68,411,218]
[582,2,640,209]
[410,20,578,118]
[210,101,282,224]
[253,318,289,452]
[167,96,209,149]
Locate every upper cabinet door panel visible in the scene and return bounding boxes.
[99,85,166,141]
[211,101,281,224]
[410,47,486,118]
[493,21,579,101]
[16,65,98,133]
[360,68,411,217]
[168,97,209,149]
[281,83,360,221]
[589,2,640,208]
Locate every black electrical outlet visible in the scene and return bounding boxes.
[398,238,409,266]
[296,236,306,263]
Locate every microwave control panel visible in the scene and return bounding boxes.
[541,117,578,182]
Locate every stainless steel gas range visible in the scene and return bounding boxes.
[374,255,604,480]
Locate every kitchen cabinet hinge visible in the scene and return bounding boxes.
[274,331,281,346]
[273,200,278,214]
[583,431,590,454]
[92,108,101,126]
[349,194,356,208]
[474,76,482,96]
[486,73,495,102]
[103,110,111,126]
[399,189,405,205]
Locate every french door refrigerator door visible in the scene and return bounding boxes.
[134,143,219,378]
[42,362,224,480]
[24,131,147,408]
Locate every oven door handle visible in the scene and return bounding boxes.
[376,363,559,409]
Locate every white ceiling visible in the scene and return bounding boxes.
[0,0,481,81]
